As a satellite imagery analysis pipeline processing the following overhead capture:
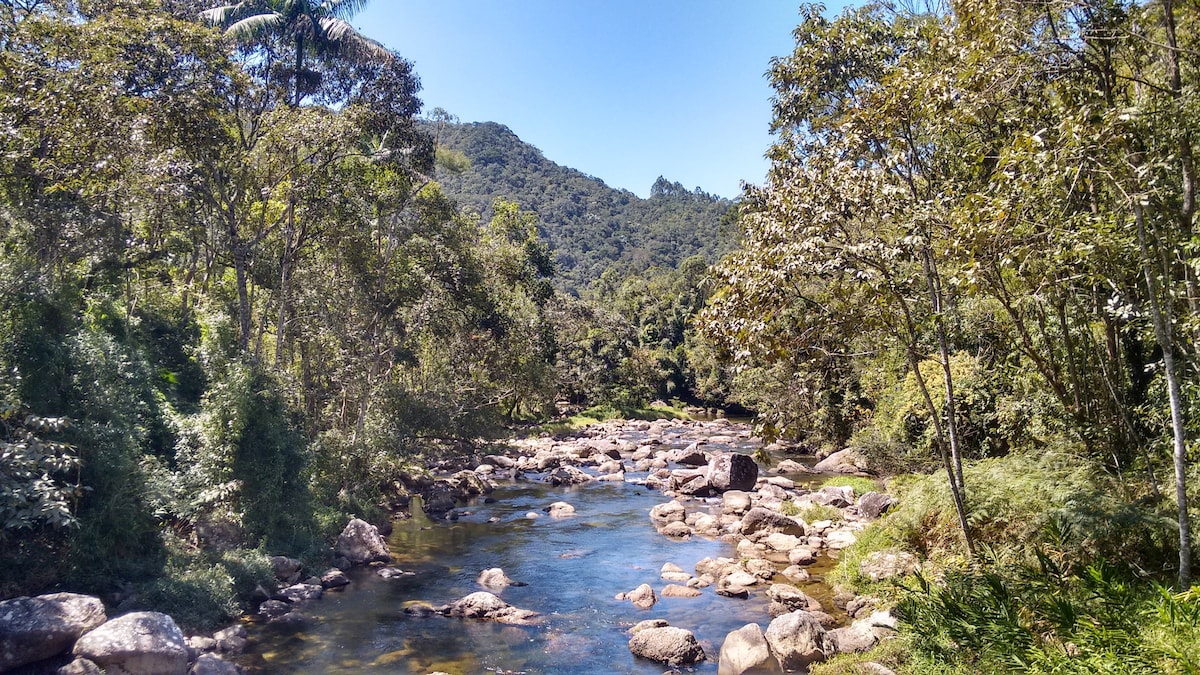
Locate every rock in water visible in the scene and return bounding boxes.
[707,453,758,492]
[438,592,539,625]
[72,611,189,675]
[477,567,523,589]
[619,583,658,609]
[628,626,706,666]
[335,518,391,565]
[0,593,107,671]
[717,623,772,675]
[545,501,576,517]
[764,610,827,671]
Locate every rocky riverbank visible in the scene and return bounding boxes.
[1,417,905,674]
[404,417,907,673]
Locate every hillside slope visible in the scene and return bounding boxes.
[431,121,738,292]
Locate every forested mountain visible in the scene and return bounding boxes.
[429,121,738,292]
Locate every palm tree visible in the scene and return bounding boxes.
[202,0,391,106]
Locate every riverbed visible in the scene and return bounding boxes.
[238,421,842,674]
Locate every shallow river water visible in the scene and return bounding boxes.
[239,426,838,674]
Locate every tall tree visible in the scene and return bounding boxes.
[202,0,390,106]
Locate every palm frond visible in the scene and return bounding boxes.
[199,2,250,26]
[323,0,372,20]
[319,17,392,62]
[225,12,285,42]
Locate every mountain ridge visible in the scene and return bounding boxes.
[430,121,739,293]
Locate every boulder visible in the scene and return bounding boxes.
[189,653,241,675]
[775,459,813,474]
[761,532,804,552]
[58,658,103,675]
[629,619,670,634]
[649,500,687,523]
[545,501,576,517]
[257,600,290,618]
[717,623,772,675]
[449,469,493,495]
[268,556,302,582]
[335,518,391,565]
[319,568,351,589]
[788,547,818,565]
[740,507,806,538]
[477,567,523,590]
[661,562,691,583]
[721,490,753,515]
[857,491,897,519]
[0,592,107,671]
[859,550,919,581]
[707,453,759,492]
[278,583,323,603]
[824,622,880,655]
[72,612,189,675]
[668,443,709,466]
[660,584,701,598]
[438,592,538,625]
[659,521,692,538]
[544,465,594,486]
[764,610,827,671]
[618,583,658,610]
[483,454,515,468]
[628,626,705,666]
[212,625,247,654]
[812,448,866,474]
[767,584,822,617]
[812,485,855,508]
[826,529,858,549]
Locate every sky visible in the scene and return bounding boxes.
[352,1,849,199]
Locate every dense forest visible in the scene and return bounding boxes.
[0,0,731,627]
[428,119,739,293]
[700,0,1200,672]
[4,0,1200,672]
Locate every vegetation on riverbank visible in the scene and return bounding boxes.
[4,0,1200,669]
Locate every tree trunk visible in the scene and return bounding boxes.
[1135,200,1191,589]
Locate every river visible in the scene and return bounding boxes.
[237,421,841,674]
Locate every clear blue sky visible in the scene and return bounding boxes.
[353,1,848,199]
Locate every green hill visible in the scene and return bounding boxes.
[430,121,738,293]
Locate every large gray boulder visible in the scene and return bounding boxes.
[717,623,772,675]
[335,518,391,565]
[0,592,107,671]
[707,453,759,492]
[767,583,823,617]
[859,550,919,581]
[544,465,594,486]
[72,612,189,675]
[437,592,539,625]
[740,507,807,538]
[857,491,898,519]
[721,490,753,515]
[628,626,706,666]
[188,653,242,675]
[616,583,658,610]
[764,610,827,671]
[813,448,866,474]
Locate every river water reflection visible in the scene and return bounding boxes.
[240,427,833,673]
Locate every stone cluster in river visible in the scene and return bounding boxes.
[404,417,901,672]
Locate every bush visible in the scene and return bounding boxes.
[123,537,275,632]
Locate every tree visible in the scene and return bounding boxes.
[202,0,391,106]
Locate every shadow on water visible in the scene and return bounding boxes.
[240,442,845,673]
